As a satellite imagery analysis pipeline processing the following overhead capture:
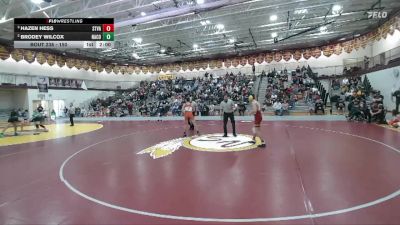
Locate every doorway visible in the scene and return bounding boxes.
[32,100,65,118]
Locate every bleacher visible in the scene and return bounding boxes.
[254,66,324,115]
[86,73,256,117]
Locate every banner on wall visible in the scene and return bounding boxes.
[158,74,175,80]
[11,49,23,62]
[23,50,36,63]
[0,45,10,60]
[46,54,56,66]
[256,53,265,64]
[81,81,88,90]
[1,16,399,76]
[37,76,49,93]
[293,50,302,61]
[303,49,312,59]
[333,44,342,55]
[36,52,47,65]
[48,77,83,89]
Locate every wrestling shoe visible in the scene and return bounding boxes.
[258,143,266,148]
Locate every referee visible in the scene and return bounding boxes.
[220,94,237,137]
[69,103,75,126]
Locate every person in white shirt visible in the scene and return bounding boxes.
[282,100,289,115]
[271,94,277,101]
[273,101,283,116]
[342,78,349,85]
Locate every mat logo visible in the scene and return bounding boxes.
[137,134,260,159]
[137,137,185,159]
[184,134,259,152]
[367,11,387,19]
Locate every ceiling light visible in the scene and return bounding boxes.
[0,17,6,23]
[229,38,235,43]
[200,21,207,25]
[160,48,166,53]
[196,0,205,4]
[132,53,140,59]
[332,4,342,14]
[132,37,142,43]
[319,26,327,33]
[193,44,199,49]
[271,32,278,38]
[354,34,360,37]
[294,9,308,14]
[270,15,278,21]
[339,37,346,41]
[31,0,44,4]
[140,12,146,16]
[216,24,224,30]
[206,20,211,24]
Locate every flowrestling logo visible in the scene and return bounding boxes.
[367,11,388,19]
[137,134,261,159]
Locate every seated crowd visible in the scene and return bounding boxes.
[77,65,395,127]
[330,76,388,124]
[86,72,255,117]
[261,66,318,115]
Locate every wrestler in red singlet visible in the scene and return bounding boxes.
[249,95,265,147]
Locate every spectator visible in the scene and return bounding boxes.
[273,101,283,116]
[360,101,370,122]
[314,100,325,114]
[336,99,345,115]
[387,113,400,128]
[347,100,362,121]
[127,101,133,115]
[238,101,246,116]
[364,56,370,69]
[373,91,384,104]
[370,103,386,124]
[282,100,289,115]
[392,88,400,115]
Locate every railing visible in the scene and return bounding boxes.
[255,74,263,101]
[0,73,138,90]
[254,61,308,74]
[312,45,400,77]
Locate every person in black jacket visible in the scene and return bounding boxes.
[37,104,44,113]
[371,103,386,124]
[238,101,246,116]
[336,99,345,115]
[392,88,400,115]
[314,100,325,114]
[0,110,20,137]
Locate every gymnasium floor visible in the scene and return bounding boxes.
[0,119,400,225]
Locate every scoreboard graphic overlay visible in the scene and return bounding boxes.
[14,18,114,49]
